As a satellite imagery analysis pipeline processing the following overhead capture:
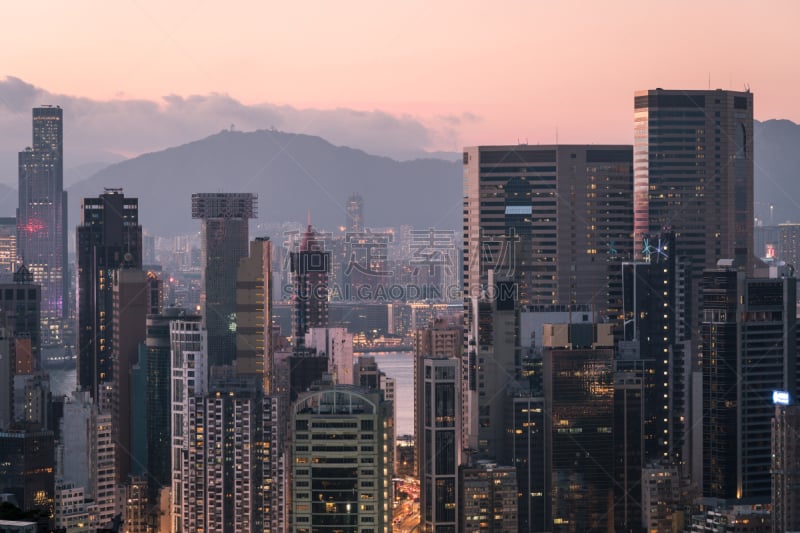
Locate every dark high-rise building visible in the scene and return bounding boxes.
[543,322,615,532]
[701,265,797,500]
[634,89,754,342]
[418,356,461,533]
[463,145,633,312]
[0,429,55,513]
[621,232,692,465]
[613,363,645,533]
[465,279,517,456]
[772,400,800,532]
[192,192,257,367]
[0,266,42,376]
[77,190,142,400]
[510,395,547,533]
[111,269,148,482]
[345,193,364,233]
[142,308,197,508]
[700,266,739,500]
[291,224,330,347]
[17,106,68,346]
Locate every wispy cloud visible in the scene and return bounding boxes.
[0,76,466,186]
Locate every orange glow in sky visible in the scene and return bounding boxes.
[3,1,798,150]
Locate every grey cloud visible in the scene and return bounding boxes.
[0,76,461,185]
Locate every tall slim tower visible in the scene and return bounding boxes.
[621,232,692,465]
[290,224,330,347]
[345,193,364,233]
[634,89,754,339]
[111,268,148,482]
[419,356,461,533]
[76,189,142,400]
[236,237,273,389]
[18,106,68,346]
[192,193,257,367]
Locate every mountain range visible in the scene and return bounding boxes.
[0,120,796,236]
[67,129,463,236]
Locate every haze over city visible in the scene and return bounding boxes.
[3,2,800,532]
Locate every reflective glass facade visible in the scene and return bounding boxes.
[634,89,754,342]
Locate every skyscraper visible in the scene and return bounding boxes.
[465,279,517,455]
[76,189,142,400]
[192,192,257,367]
[413,318,461,478]
[170,316,206,533]
[418,356,461,533]
[346,193,364,233]
[543,322,615,532]
[291,224,330,346]
[634,89,754,339]
[142,308,197,511]
[701,264,797,500]
[463,145,633,312]
[236,237,274,388]
[772,400,800,532]
[621,232,692,465]
[291,387,393,532]
[17,106,68,346]
[111,268,148,482]
[176,373,268,532]
[459,461,518,533]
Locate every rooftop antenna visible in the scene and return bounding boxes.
[708,72,711,90]
[307,210,311,228]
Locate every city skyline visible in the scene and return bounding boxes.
[3,4,800,528]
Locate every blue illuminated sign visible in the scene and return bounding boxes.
[505,205,532,215]
[773,390,790,405]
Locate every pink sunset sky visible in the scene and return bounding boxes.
[2,1,799,154]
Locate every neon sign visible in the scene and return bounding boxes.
[773,390,790,405]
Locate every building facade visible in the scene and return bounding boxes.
[418,356,461,533]
[543,323,615,532]
[76,190,142,400]
[292,387,392,533]
[291,224,330,348]
[459,462,518,533]
[772,401,800,533]
[701,266,797,500]
[463,145,633,312]
[634,89,754,342]
[236,237,274,388]
[191,192,257,367]
[17,106,68,346]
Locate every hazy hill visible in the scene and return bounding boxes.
[0,118,786,237]
[0,184,16,216]
[67,129,463,236]
[753,119,800,224]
